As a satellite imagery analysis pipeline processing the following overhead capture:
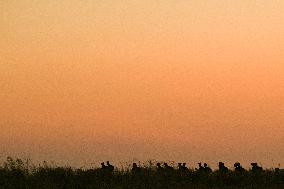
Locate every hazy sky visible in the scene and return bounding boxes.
[0,0,283,168]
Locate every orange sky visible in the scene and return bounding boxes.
[0,0,283,168]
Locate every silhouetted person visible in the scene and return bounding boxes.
[178,163,182,170]
[234,162,245,172]
[132,163,141,175]
[101,162,107,173]
[164,163,174,172]
[106,161,114,172]
[182,163,189,171]
[178,163,185,175]
[132,163,138,170]
[100,162,108,174]
[218,162,229,173]
[100,162,109,181]
[198,162,205,172]
[179,163,189,177]
[204,163,212,173]
[101,162,106,169]
[162,163,174,179]
[178,163,187,170]
[156,163,163,174]
[251,163,263,172]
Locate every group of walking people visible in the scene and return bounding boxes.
[101,161,264,175]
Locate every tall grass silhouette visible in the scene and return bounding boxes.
[0,157,283,189]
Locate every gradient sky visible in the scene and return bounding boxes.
[0,0,283,168]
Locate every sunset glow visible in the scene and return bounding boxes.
[1,0,283,168]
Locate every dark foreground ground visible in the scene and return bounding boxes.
[0,158,283,189]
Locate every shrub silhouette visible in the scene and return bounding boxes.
[0,157,283,189]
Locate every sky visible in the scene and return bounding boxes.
[0,0,283,168]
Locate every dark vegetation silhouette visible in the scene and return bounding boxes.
[0,157,283,189]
